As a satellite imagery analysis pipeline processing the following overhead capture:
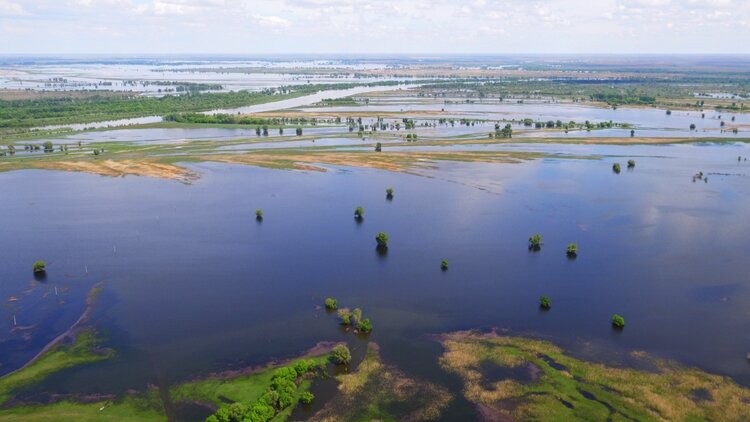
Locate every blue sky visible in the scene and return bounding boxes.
[0,0,748,54]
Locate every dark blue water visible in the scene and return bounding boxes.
[2,143,750,410]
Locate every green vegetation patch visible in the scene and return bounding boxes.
[439,331,750,421]
[0,395,165,421]
[0,329,113,405]
[310,343,451,421]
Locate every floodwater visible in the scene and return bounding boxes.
[2,142,750,420]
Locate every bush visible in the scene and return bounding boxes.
[376,232,389,248]
[627,159,636,168]
[324,298,337,310]
[329,344,351,365]
[300,391,315,405]
[441,259,449,270]
[612,163,621,173]
[528,234,542,250]
[539,296,551,309]
[338,308,352,325]
[255,209,263,220]
[32,260,46,273]
[386,188,394,199]
[43,141,54,152]
[354,206,364,219]
[612,314,625,328]
[374,142,382,152]
[357,318,373,333]
[566,243,578,257]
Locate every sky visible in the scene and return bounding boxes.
[0,0,749,55]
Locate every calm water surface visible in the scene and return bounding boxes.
[2,143,750,419]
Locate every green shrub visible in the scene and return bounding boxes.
[612,314,625,328]
[375,142,382,152]
[300,391,315,405]
[566,243,578,257]
[528,234,542,250]
[354,206,364,219]
[338,308,352,325]
[376,232,389,248]
[613,163,621,173]
[324,298,338,310]
[255,209,263,220]
[386,188,394,199]
[539,296,551,309]
[32,260,46,273]
[329,344,351,365]
[357,318,373,333]
[441,260,449,270]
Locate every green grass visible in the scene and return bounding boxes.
[0,329,113,405]
[0,396,165,421]
[439,332,750,421]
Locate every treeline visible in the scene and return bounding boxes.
[0,81,410,129]
[164,113,315,126]
[590,92,656,105]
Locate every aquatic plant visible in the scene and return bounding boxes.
[255,209,263,220]
[441,260,449,271]
[324,298,338,310]
[613,162,621,173]
[357,318,373,333]
[627,159,636,168]
[528,234,542,250]
[32,260,46,273]
[612,314,625,328]
[354,206,364,219]
[330,344,352,365]
[376,232,389,248]
[539,296,551,309]
[566,243,578,257]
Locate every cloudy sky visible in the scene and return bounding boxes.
[0,0,748,55]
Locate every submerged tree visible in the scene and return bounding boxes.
[374,142,382,152]
[690,123,696,130]
[375,232,389,248]
[43,141,54,152]
[255,209,263,221]
[354,206,364,219]
[566,243,578,257]
[296,127,303,136]
[357,318,373,333]
[441,259,449,271]
[386,188,394,200]
[329,344,351,365]
[528,234,542,251]
[627,159,636,168]
[338,308,352,325]
[613,163,621,173]
[32,260,46,273]
[612,314,625,328]
[324,298,338,310]
[300,392,314,405]
[539,296,551,309]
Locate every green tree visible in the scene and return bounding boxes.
[566,243,578,257]
[376,232,389,248]
[338,308,352,325]
[441,259,449,271]
[627,159,636,168]
[375,142,382,152]
[613,163,621,173]
[324,298,338,310]
[539,296,551,309]
[357,318,373,333]
[255,209,263,220]
[300,391,314,405]
[528,234,542,250]
[42,141,54,152]
[612,314,625,328]
[330,344,351,365]
[354,206,364,219]
[386,188,394,199]
[32,260,46,273]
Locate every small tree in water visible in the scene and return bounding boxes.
[255,209,263,221]
[528,234,542,251]
[613,163,621,173]
[441,259,449,271]
[374,142,382,152]
[357,318,373,333]
[354,206,364,219]
[566,243,578,257]
[329,344,351,365]
[612,314,625,328]
[539,296,551,309]
[32,260,46,273]
[324,298,337,310]
[375,232,389,248]
[627,159,636,168]
[386,188,394,199]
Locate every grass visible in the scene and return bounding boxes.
[0,395,165,421]
[439,331,750,421]
[0,329,113,405]
[311,343,451,421]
